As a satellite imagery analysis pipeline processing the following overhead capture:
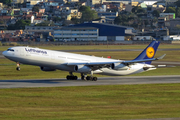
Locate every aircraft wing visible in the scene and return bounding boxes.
[66,54,166,69]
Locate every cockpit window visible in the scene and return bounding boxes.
[7,49,14,52]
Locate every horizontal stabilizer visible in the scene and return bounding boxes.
[122,54,165,65]
[156,54,166,60]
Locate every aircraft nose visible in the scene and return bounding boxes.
[2,51,7,56]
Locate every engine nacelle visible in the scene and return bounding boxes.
[74,65,91,73]
[111,63,129,70]
[40,67,56,71]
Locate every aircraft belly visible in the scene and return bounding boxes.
[99,68,144,76]
[56,64,74,71]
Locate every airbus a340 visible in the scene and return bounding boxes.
[3,41,166,81]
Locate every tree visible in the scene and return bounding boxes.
[151,18,158,28]
[176,24,180,35]
[144,20,149,27]
[114,14,130,26]
[74,2,82,9]
[128,15,136,21]
[15,20,31,29]
[164,7,176,13]
[132,6,138,13]
[114,12,140,27]
[175,0,180,7]
[35,21,54,26]
[71,17,80,24]
[0,0,11,5]
[7,24,15,30]
[176,7,180,18]
[80,6,98,23]
[114,16,122,25]
[152,10,160,17]
[32,6,40,12]
[132,6,144,13]
[7,20,31,30]
[0,20,4,24]
[79,6,91,12]
[53,17,62,23]
[137,8,146,13]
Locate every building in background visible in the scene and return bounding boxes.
[53,23,135,41]
[160,13,175,20]
[54,27,98,41]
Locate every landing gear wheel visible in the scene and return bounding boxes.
[16,67,20,71]
[66,75,70,80]
[86,76,90,80]
[93,77,97,81]
[85,76,97,81]
[73,76,78,80]
[66,75,78,80]
[16,62,20,71]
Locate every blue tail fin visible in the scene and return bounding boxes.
[134,41,160,64]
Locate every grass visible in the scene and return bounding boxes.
[0,84,180,119]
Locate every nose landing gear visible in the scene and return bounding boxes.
[16,62,20,71]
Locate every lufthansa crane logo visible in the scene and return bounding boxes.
[146,47,155,58]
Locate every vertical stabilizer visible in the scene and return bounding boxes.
[134,41,160,64]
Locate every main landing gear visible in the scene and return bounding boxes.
[66,72,97,81]
[66,72,78,80]
[16,62,20,71]
[86,76,97,81]
[81,73,97,81]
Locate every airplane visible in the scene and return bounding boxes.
[2,40,166,81]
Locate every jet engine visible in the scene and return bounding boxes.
[40,67,56,71]
[111,63,129,70]
[74,65,91,73]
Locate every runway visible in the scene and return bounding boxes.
[0,75,180,89]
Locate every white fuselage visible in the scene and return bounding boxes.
[3,46,156,76]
